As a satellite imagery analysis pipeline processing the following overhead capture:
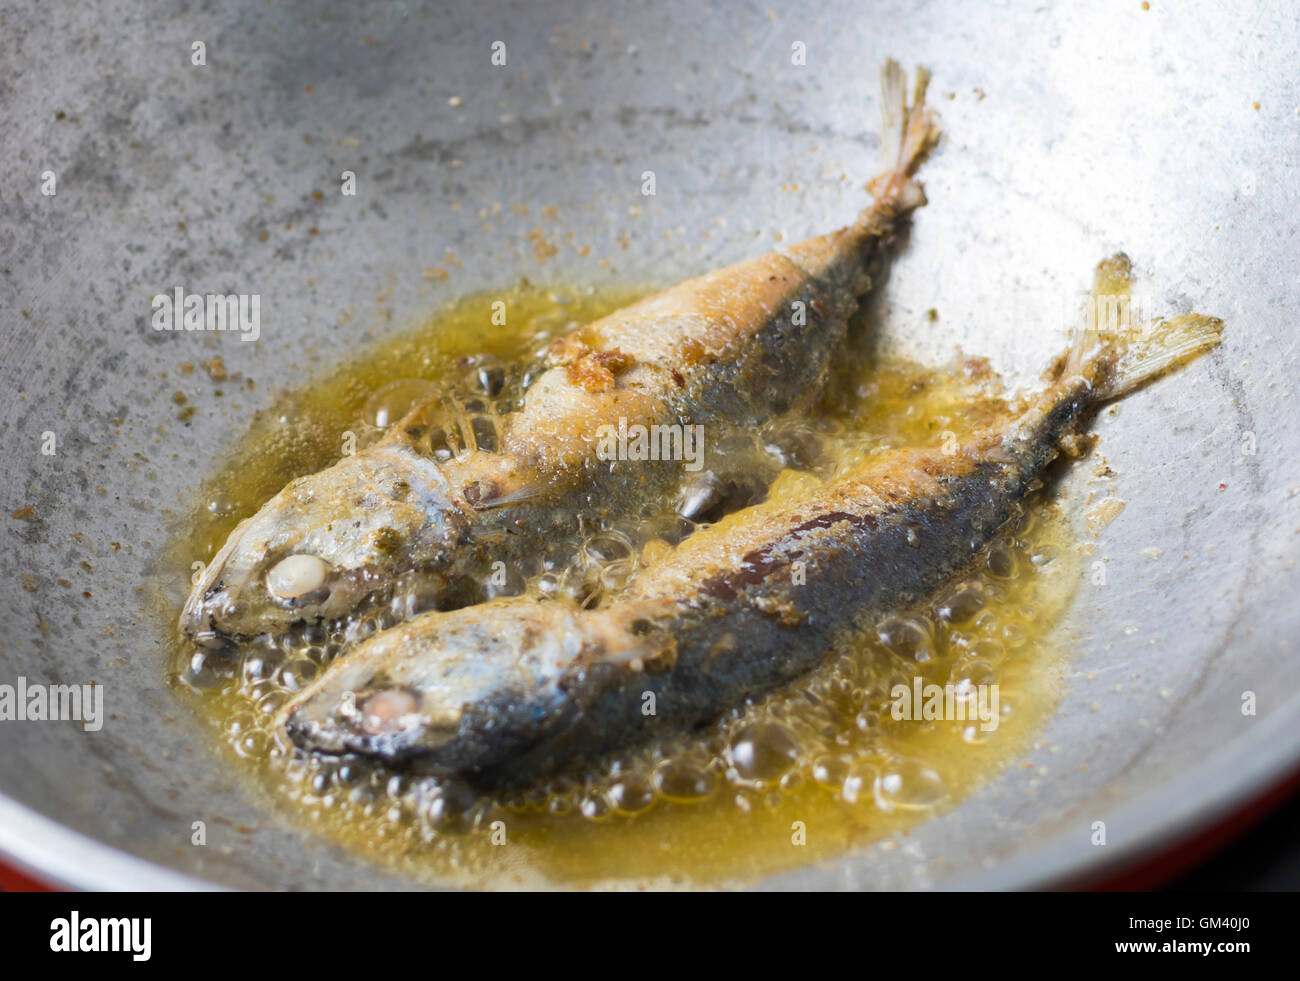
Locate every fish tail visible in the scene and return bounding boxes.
[865,60,941,216]
[1100,312,1225,399]
[1056,254,1225,399]
[1077,311,1225,401]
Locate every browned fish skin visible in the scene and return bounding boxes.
[181,61,941,646]
[281,306,1224,786]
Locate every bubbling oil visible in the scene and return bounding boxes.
[164,282,1078,889]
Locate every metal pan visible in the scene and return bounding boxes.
[1,0,1297,889]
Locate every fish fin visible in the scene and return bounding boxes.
[1089,312,1225,401]
[866,60,941,215]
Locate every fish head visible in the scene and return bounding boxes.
[181,445,465,645]
[280,601,588,775]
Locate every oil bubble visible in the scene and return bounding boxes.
[654,759,717,803]
[877,616,933,662]
[938,583,985,624]
[952,660,998,690]
[812,754,851,789]
[181,650,230,689]
[730,723,801,784]
[422,782,480,835]
[608,777,657,815]
[365,379,438,428]
[1030,545,1059,568]
[256,691,289,716]
[970,637,1005,663]
[841,761,880,805]
[986,542,1019,579]
[279,659,318,692]
[579,793,613,822]
[233,730,270,759]
[875,759,948,811]
[1002,621,1029,650]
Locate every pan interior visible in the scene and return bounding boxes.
[1,0,1297,889]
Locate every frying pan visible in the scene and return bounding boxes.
[1,0,1297,890]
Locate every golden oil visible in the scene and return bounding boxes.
[161,283,1079,889]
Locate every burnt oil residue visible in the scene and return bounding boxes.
[160,283,1079,888]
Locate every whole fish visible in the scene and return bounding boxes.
[281,288,1223,786]
[181,61,941,646]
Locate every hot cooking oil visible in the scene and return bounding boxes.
[159,281,1079,888]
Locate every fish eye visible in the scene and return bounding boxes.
[267,554,332,600]
[358,689,420,735]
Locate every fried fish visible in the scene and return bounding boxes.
[281,278,1223,785]
[181,61,941,646]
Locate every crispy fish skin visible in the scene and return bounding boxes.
[281,302,1224,785]
[181,61,941,645]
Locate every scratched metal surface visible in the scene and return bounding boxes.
[0,0,1296,889]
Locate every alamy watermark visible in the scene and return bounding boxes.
[595,417,705,472]
[151,287,260,341]
[891,677,1000,733]
[0,677,104,731]
[50,911,150,960]
[1070,289,1152,348]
